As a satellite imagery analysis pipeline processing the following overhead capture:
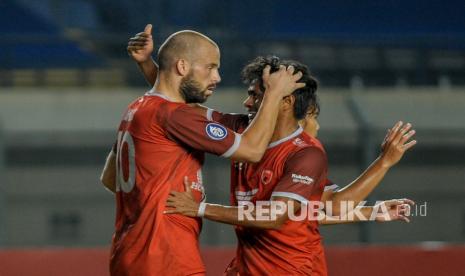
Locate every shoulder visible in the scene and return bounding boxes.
[288,145,327,164]
[285,134,327,168]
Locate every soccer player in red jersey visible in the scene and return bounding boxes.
[100,29,305,275]
[164,57,416,275]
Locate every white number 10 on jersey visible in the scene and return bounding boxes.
[116,131,136,193]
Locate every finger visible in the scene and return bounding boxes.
[144,24,152,35]
[381,128,391,148]
[400,198,415,206]
[400,130,416,145]
[184,176,192,193]
[402,204,411,216]
[382,129,389,142]
[163,210,179,214]
[134,32,148,37]
[262,65,271,80]
[386,121,402,143]
[402,140,417,151]
[383,199,403,207]
[398,215,410,223]
[129,36,150,42]
[393,123,412,144]
[169,191,180,196]
[286,65,295,75]
[292,70,303,81]
[294,82,306,90]
[127,46,146,52]
[165,201,176,207]
[128,41,147,47]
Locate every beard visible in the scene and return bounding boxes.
[179,73,208,104]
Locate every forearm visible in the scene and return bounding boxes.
[240,92,282,161]
[100,151,117,193]
[320,206,373,225]
[331,157,390,211]
[204,203,281,229]
[137,58,158,86]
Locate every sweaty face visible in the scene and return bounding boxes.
[300,111,320,138]
[179,43,221,104]
[243,81,265,122]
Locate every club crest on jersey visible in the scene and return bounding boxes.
[261,170,274,185]
[206,123,227,140]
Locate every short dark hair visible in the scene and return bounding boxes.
[241,55,319,120]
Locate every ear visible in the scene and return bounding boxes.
[175,59,190,76]
[282,94,295,111]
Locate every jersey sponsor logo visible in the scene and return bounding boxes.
[205,123,228,140]
[291,173,314,185]
[261,170,274,185]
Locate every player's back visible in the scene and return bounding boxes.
[110,93,206,275]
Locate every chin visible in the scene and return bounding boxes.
[248,113,256,122]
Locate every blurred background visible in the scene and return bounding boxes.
[0,0,464,275]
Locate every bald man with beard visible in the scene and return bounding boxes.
[100,28,305,275]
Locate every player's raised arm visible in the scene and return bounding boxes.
[127,24,158,86]
[321,121,417,216]
[164,66,305,163]
[230,65,305,162]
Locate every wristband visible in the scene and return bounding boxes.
[197,202,207,217]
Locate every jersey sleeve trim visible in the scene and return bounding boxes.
[206,108,214,121]
[324,184,340,192]
[271,191,309,205]
[221,133,241,158]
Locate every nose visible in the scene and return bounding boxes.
[243,96,253,109]
[212,69,221,84]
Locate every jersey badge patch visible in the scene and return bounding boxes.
[261,170,274,185]
[206,123,227,140]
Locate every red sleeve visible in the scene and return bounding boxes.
[164,104,241,158]
[271,147,327,204]
[209,109,249,133]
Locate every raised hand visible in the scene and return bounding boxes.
[262,65,306,97]
[374,198,414,223]
[164,176,200,217]
[379,121,417,168]
[127,24,154,63]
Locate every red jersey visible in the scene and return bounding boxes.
[212,111,329,276]
[110,92,241,276]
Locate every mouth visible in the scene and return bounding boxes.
[247,111,257,121]
[206,85,216,94]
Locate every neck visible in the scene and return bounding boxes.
[270,113,299,143]
[153,72,185,103]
